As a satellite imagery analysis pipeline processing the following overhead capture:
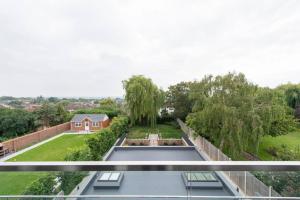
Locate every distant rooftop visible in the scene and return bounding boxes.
[71,114,108,122]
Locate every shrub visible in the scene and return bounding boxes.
[266,146,278,157]
[64,147,94,161]
[85,116,129,160]
[255,171,300,197]
[59,172,87,195]
[110,116,129,138]
[23,174,57,195]
[267,145,300,161]
[59,147,93,194]
[86,128,116,160]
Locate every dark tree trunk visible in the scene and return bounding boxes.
[295,105,300,119]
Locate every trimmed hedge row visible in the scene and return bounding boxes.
[86,116,129,160]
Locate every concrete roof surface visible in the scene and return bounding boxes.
[106,147,204,161]
[80,147,236,199]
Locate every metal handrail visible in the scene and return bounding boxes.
[1,161,300,171]
[0,195,299,199]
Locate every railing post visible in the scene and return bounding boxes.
[269,186,272,199]
[208,141,211,158]
[228,157,231,178]
[217,149,220,161]
[244,171,247,195]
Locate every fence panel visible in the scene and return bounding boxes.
[177,119,280,197]
[2,122,70,153]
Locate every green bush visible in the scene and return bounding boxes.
[110,116,129,138]
[23,174,57,195]
[266,144,300,160]
[64,147,94,161]
[86,128,116,160]
[59,148,92,195]
[59,172,87,195]
[255,171,300,197]
[86,116,129,160]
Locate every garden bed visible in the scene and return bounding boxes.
[158,138,186,146]
[123,139,150,146]
[127,124,182,139]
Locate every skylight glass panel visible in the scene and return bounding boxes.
[99,172,111,181]
[185,172,217,182]
[203,173,217,181]
[194,172,206,180]
[109,173,120,181]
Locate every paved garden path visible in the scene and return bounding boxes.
[149,134,159,146]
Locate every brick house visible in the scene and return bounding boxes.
[70,114,110,132]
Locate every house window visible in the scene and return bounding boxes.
[92,122,99,127]
[75,122,82,127]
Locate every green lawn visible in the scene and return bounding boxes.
[127,124,182,139]
[8,134,92,161]
[0,172,47,195]
[0,134,91,195]
[258,130,300,160]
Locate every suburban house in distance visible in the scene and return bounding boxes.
[70,114,110,132]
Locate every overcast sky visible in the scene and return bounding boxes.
[0,0,300,97]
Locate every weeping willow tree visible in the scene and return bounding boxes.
[277,84,300,119]
[123,75,165,127]
[277,84,300,109]
[186,73,296,159]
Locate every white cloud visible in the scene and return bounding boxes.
[0,0,300,97]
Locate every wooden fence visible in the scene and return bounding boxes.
[177,119,281,197]
[1,122,71,153]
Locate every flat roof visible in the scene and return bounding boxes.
[106,146,205,161]
[80,147,236,199]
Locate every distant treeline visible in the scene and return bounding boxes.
[0,98,122,142]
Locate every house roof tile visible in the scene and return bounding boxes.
[71,114,108,122]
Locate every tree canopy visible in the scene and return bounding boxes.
[99,98,116,108]
[35,102,70,127]
[123,75,164,127]
[165,82,193,120]
[186,73,296,159]
[277,83,300,119]
[0,108,38,140]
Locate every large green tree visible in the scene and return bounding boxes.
[165,82,193,120]
[35,103,56,127]
[99,98,116,108]
[35,102,70,127]
[0,108,37,139]
[123,75,164,127]
[277,83,300,119]
[186,73,296,158]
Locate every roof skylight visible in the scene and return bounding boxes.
[184,172,218,182]
[99,172,121,182]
